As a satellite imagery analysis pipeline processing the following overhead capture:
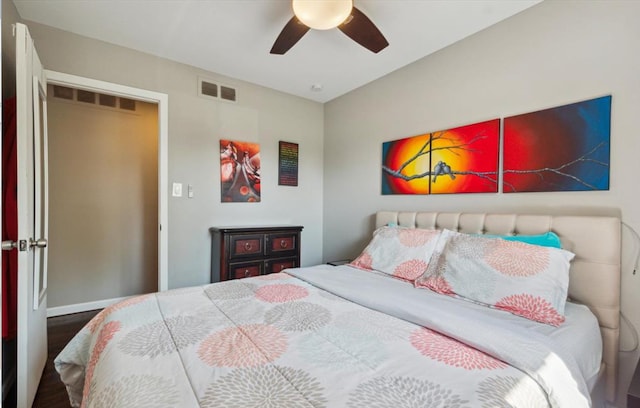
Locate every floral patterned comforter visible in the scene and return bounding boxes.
[55,265,591,408]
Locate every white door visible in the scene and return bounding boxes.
[15,22,48,408]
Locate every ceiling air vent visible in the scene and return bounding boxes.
[49,84,138,113]
[53,85,73,100]
[198,77,237,103]
[77,90,96,104]
[99,93,117,108]
[201,80,218,98]
[119,98,136,111]
[220,86,236,102]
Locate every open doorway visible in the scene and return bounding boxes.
[45,71,168,316]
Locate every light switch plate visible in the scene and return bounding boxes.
[172,182,182,197]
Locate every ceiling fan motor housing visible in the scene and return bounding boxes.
[292,0,354,30]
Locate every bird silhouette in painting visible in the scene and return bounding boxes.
[432,161,456,183]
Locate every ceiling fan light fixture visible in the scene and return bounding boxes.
[292,0,353,30]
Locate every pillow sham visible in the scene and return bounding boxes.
[349,226,441,282]
[415,229,575,326]
[482,231,562,248]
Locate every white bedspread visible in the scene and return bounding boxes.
[288,265,592,407]
[55,264,596,407]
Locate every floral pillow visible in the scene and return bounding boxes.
[415,229,575,326]
[349,226,442,282]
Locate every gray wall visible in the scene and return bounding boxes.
[323,1,640,406]
[24,21,325,291]
[47,95,158,307]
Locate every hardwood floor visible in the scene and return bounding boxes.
[30,309,102,408]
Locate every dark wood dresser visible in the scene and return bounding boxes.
[210,225,303,282]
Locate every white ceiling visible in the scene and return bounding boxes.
[13,0,541,103]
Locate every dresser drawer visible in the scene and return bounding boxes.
[266,257,298,274]
[229,261,263,280]
[267,232,298,256]
[229,234,264,258]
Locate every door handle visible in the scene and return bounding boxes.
[2,240,32,251]
[29,238,47,249]
[1,240,17,251]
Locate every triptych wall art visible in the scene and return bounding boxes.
[382,95,611,195]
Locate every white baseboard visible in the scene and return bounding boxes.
[47,296,131,317]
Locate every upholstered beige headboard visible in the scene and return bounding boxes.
[376,211,621,403]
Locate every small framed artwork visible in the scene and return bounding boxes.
[220,139,261,202]
[278,141,299,186]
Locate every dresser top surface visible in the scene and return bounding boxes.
[210,225,303,233]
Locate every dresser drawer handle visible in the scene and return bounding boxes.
[244,242,252,251]
[244,269,250,277]
[280,240,288,249]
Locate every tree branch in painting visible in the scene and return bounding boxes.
[382,132,497,184]
[387,136,433,178]
[502,142,609,192]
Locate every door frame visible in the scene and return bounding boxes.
[44,70,169,300]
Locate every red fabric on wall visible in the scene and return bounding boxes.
[3,97,18,339]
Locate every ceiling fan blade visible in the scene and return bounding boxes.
[270,16,310,55]
[338,7,388,53]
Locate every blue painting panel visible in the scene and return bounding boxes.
[503,95,611,193]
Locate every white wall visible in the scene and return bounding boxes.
[324,1,640,406]
[24,21,325,290]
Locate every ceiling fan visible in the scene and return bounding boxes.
[270,0,389,55]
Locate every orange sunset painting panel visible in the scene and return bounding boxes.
[382,119,500,194]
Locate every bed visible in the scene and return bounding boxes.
[55,211,621,408]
